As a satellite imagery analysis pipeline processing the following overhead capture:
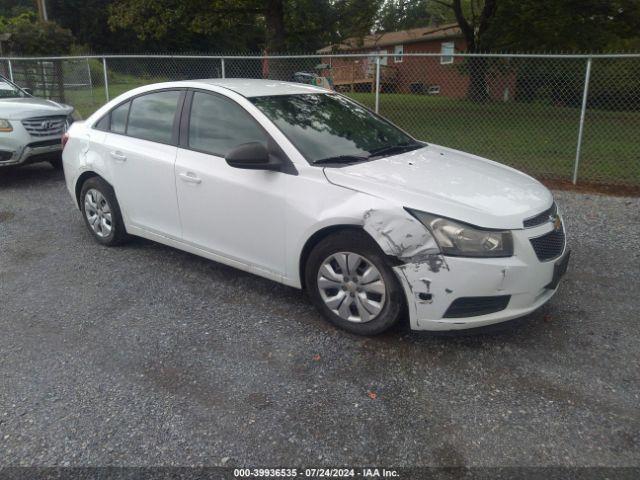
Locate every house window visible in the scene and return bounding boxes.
[394,45,403,63]
[440,42,454,64]
[369,50,387,67]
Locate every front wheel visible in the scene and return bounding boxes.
[305,230,405,335]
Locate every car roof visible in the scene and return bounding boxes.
[186,78,328,97]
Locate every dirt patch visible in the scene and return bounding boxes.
[542,179,640,197]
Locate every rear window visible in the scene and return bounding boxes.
[94,114,110,131]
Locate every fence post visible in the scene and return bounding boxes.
[573,57,592,185]
[7,59,13,82]
[86,58,94,104]
[375,56,381,113]
[221,58,225,78]
[102,57,110,102]
[40,61,48,97]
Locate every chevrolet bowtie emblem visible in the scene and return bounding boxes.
[552,215,562,231]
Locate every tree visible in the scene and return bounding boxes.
[284,0,337,51]
[47,0,142,54]
[377,0,454,32]
[0,0,32,18]
[432,0,497,102]
[483,0,640,108]
[333,0,384,43]
[0,11,74,55]
[484,0,640,52]
[107,0,285,53]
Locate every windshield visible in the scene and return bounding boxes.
[0,77,27,99]
[250,93,421,164]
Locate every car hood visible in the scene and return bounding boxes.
[323,144,553,230]
[0,97,73,120]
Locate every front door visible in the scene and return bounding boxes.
[175,91,289,277]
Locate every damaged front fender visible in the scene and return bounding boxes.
[362,207,458,330]
[362,208,440,262]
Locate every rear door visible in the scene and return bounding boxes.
[102,90,184,238]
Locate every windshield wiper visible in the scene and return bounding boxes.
[368,142,423,159]
[313,154,371,165]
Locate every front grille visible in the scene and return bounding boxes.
[0,150,14,162]
[27,139,61,148]
[443,295,511,318]
[21,116,67,137]
[530,227,566,261]
[23,151,61,164]
[523,202,557,228]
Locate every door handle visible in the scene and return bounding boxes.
[109,151,127,162]
[178,172,202,184]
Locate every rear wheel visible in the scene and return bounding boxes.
[305,230,405,335]
[80,176,130,246]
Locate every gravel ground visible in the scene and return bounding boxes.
[0,163,639,467]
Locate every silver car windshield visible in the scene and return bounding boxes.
[0,77,27,99]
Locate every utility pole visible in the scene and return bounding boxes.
[35,0,49,21]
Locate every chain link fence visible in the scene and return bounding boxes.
[1,53,638,187]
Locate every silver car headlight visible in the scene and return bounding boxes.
[407,209,514,258]
[0,119,13,132]
[65,110,82,130]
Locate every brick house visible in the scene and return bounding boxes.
[317,23,515,100]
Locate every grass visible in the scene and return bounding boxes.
[348,93,640,186]
[65,75,169,119]
[65,77,639,186]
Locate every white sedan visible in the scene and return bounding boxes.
[62,79,569,335]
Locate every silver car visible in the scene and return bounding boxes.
[0,75,79,169]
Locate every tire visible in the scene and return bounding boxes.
[79,176,130,246]
[305,230,405,335]
[49,158,63,170]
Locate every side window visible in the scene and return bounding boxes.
[110,101,130,134]
[188,91,268,157]
[393,44,403,63]
[94,114,110,131]
[127,90,181,144]
[440,42,455,65]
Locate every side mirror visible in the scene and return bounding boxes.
[22,87,33,96]
[225,142,281,171]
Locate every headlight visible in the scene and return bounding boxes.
[407,209,513,257]
[0,119,13,132]
[66,110,82,128]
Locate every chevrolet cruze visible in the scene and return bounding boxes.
[62,79,569,335]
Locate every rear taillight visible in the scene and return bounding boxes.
[61,132,69,150]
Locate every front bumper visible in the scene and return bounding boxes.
[394,220,568,331]
[0,141,62,167]
[0,121,63,167]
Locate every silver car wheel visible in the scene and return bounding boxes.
[317,251,387,323]
[84,188,113,238]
